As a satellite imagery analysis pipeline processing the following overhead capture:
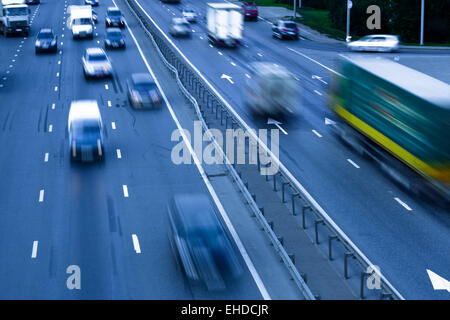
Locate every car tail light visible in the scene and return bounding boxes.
[282,28,288,32]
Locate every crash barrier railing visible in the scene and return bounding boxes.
[123,0,404,300]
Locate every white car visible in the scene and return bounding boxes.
[82,48,113,79]
[347,34,399,53]
[182,8,197,23]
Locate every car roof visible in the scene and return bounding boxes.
[173,17,188,24]
[250,62,292,78]
[107,7,121,12]
[106,28,121,33]
[85,47,106,55]
[39,28,53,34]
[131,73,154,84]
[69,100,101,122]
[173,194,218,229]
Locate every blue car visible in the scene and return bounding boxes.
[85,0,99,7]
[35,29,57,53]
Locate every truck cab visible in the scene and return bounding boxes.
[206,3,243,47]
[67,5,94,39]
[0,0,31,37]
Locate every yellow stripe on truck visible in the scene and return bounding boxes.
[335,104,450,182]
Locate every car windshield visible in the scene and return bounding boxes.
[38,32,53,39]
[72,120,101,140]
[107,31,121,39]
[88,53,107,62]
[108,10,121,17]
[176,22,189,28]
[73,18,92,25]
[184,9,194,13]
[134,81,155,91]
[5,7,28,16]
[283,22,297,29]
[246,5,257,10]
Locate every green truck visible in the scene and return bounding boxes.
[328,56,450,202]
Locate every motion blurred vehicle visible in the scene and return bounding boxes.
[67,5,94,39]
[206,2,243,47]
[92,10,98,24]
[82,48,113,79]
[35,28,57,53]
[328,56,450,202]
[0,0,31,37]
[161,0,180,3]
[242,2,258,21]
[272,20,299,40]
[182,8,198,23]
[25,0,39,4]
[127,73,162,109]
[84,0,98,7]
[347,34,399,52]
[68,100,104,162]
[168,194,243,290]
[169,18,191,38]
[105,7,124,28]
[104,28,125,49]
[244,62,299,118]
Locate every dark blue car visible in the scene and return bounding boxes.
[35,29,57,53]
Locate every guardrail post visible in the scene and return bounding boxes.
[344,252,354,279]
[291,193,299,216]
[314,219,324,244]
[302,205,311,228]
[380,292,393,300]
[273,173,277,191]
[328,235,338,260]
[360,271,368,299]
[288,254,295,265]
[282,182,289,203]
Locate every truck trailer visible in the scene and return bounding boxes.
[0,0,30,37]
[206,3,243,47]
[328,56,450,202]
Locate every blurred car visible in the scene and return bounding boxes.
[272,20,299,40]
[35,28,57,53]
[25,0,40,4]
[68,100,104,162]
[127,73,162,109]
[168,194,243,290]
[92,10,98,24]
[104,28,125,49]
[85,0,99,7]
[244,62,299,117]
[182,8,198,23]
[242,2,258,21]
[169,18,191,38]
[105,7,125,28]
[82,48,113,79]
[347,34,399,52]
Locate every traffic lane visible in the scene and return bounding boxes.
[0,0,69,299]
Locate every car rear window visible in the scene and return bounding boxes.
[108,10,121,16]
[88,53,107,61]
[283,22,297,29]
[38,31,53,39]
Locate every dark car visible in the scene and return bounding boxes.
[272,20,299,40]
[168,194,243,291]
[106,7,125,28]
[104,28,125,49]
[25,0,40,4]
[85,0,99,7]
[127,73,162,109]
[35,28,57,53]
[242,2,258,21]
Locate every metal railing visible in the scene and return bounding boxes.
[123,0,404,300]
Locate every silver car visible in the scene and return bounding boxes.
[182,8,197,23]
[347,34,399,53]
[82,47,113,79]
[169,18,191,37]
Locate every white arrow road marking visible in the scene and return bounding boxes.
[122,185,129,197]
[325,117,336,125]
[267,118,288,135]
[39,190,44,202]
[221,74,234,84]
[312,75,328,84]
[31,241,38,258]
[394,197,412,211]
[132,234,141,253]
[312,129,322,138]
[427,269,450,292]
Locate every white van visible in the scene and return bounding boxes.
[67,5,93,39]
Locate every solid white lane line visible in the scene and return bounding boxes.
[394,197,412,211]
[314,90,323,96]
[132,234,141,253]
[120,2,270,299]
[116,149,122,159]
[31,241,38,258]
[347,158,360,169]
[107,100,112,107]
[39,189,44,202]
[288,47,343,77]
[111,122,116,130]
[122,185,129,198]
[48,125,53,132]
[312,129,322,138]
[44,153,49,162]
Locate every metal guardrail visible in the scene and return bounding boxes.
[123,0,404,300]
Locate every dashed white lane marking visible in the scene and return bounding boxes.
[209,44,213,48]
[288,47,343,77]
[394,197,412,211]
[48,124,53,132]
[105,84,109,90]
[312,129,322,138]
[230,61,236,66]
[51,103,55,109]
[54,86,58,91]
[107,100,112,107]
[122,185,129,198]
[111,122,116,130]
[44,153,49,162]
[9,65,13,68]
[61,41,63,45]
[257,53,263,57]
[132,234,141,253]
[116,149,122,159]
[56,72,60,77]
[200,36,203,40]
[218,51,223,56]
[39,189,44,202]
[245,73,251,79]
[58,60,61,65]
[314,90,323,96]
[347,158,360,169]
[97,40,100,44]
[31,241,38,258]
